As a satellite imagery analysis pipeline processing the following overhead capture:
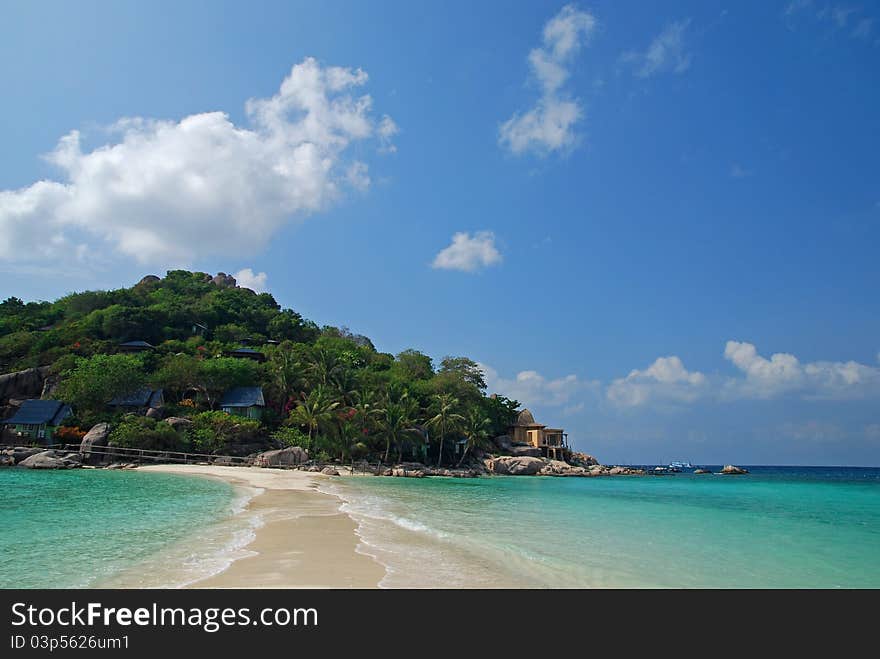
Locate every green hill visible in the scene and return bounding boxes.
[0,270,518,464]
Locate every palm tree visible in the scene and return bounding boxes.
[303,347,342,388]
[287,386,340,446]
[458,409,491,466]
[378,393,419,464]
[426,393,465,467]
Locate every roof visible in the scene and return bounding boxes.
[4,399,72,426]
[513,408,544,427]
[228,347,262,355]
[119,340,155,349]
[220,387,265,408]
[109,388,163,408]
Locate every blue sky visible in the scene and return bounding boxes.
[1,0,879,465]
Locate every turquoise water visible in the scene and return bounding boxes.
[0,469,237,588]
[328,467,880,588]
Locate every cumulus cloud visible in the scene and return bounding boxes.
[723,340,880,399]
[233,268,268,293]
[607,356,707,408]
[621,20,692,78]
[480,363,597,408]
[431,231,502,273]
[0,58,395,268]
[499,4,596,155]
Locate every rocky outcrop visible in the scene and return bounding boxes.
[136,275,161,287]
[509,445,543,458]
[569,452,599,467]
[321,467,340,476]
[539,460,587,476]
[483,455,643,477]
[253,446,309,467]
[79,423,111,464]
[3,446,42,464]
[720,465,748,475]
[423,466,481,478]
[145,407,163,420]
[484,456,545,476]
[211,272,237,288]
[693,468,711,474]
[0,366,51,405]
[18,450,81,469]
[388,462,426,477]
[164,417,194,431]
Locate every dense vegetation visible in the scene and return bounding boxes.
[0,271,519,465]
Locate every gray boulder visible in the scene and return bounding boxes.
[569,452,599,467]
[0,366,50,404]
[321,467,340,476]
[509,445,542,458]
[80,423,111,464]
[254,446,309,467]
[485,456,545,476]
[720,464,748,475]
[145,407,163,420]
[11,446,43,464]
[211,272,237,288]
[136,275,161,286]
[19,450,78,469]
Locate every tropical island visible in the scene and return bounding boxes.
[0,269,644,477]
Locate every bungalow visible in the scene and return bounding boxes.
[3,399,72,443]
[108,387,164,413]
[220,387,265,420]
[509,408,569,461]
[119,340,155,353]
[223,347,266,363]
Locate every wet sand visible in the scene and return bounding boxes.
[138,465,385,588]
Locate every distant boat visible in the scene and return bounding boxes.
[649,466,675,475]
[669,461,694,470]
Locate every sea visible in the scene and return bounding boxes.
[2,466,879,588]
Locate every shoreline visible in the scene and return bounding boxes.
[137,465,386,589]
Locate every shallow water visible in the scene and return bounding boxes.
[325,466,880,588]
[0,468,241,588]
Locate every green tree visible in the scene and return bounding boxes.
[438,356,487,390]
[198,357,260,409]
[57,354,146,414]
[377,392,419,464]
[287,386,340,445]
[426,393,465,467]
[458,409,491,466]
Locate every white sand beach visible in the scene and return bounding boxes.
[137,465,385,588]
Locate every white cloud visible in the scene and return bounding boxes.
[377,115,399,153]
[607,356,707,408]
[0,57,395,269]
[233,268,268,293]
[723,340,880,399]
[622,20,692,78]
[431,231,502,273]
[499,4,596,156]
[480,363,596,408]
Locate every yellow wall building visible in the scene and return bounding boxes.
[509,409,569,460]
